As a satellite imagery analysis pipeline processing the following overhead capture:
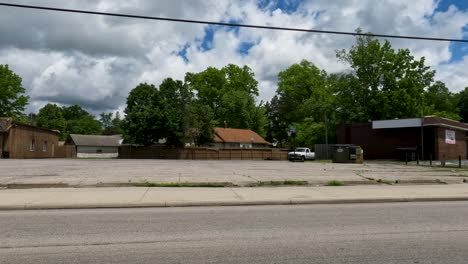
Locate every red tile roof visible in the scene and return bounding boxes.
[214,128,271,145]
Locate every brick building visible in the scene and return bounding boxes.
[337,116,468,160]
[0,118,60,159]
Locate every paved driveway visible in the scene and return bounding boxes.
[1,159,467,186]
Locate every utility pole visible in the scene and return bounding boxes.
[421,97,424,161]
[324,111,329,159]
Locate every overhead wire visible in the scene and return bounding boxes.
[0,2,467,43]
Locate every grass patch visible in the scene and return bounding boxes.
[326,180,345,186]
[251,180,308,187]
[143,182,230,188]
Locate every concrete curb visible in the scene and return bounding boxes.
[2,196,468,210]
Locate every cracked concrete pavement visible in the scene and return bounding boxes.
[1,159,468,187]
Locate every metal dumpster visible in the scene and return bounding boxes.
[332,145,363,164]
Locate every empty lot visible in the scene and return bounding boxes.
[1,159,467,187]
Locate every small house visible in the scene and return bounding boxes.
[0,117,59,159]
[65,134,122,158]
[210,128,271,148]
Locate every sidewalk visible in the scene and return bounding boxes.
[1,184,467,210]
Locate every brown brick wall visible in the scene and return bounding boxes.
[435,127,467,160]
[337,123,426,159]
[337,123,442,160]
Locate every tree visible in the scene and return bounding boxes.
[99,112,113,129]
[336,31,435,122]
[0,65,29,120]
[36,104,66,136]
[185,64,265,135]
[423,81,460,120]
[68,115,103,135]
[60,105,102,137]
[122,83,165,146]
[267,60,332,146]
[159,78,193,146]
[265,95,289,146]
[276,60,328,123]
[455,87,468,122]
[99,112,124,135]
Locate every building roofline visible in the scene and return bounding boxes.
[0,118,60,134]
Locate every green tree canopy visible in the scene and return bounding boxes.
[100,112,124,135]
[36,104,101,139]
[266,60,333,147]
[36,103,66,134]
[336,32,435,122]
[185,64,265,135]
[122,83,164,146]
[0,65,29,120]
[455,87,468,122]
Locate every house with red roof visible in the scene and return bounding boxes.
[210,127,271,149]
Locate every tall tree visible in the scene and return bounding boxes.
[122,83,165,146]
[36,104,102,139]
[0,65,29,120]
[99,112,113,129]
[62,105,102,136]
[36,104,66,136]
[185,64,265,135]
[455,87,468,122]
[336,31,435,122]
[159,78,193,146]
[268,60,332,146]
[423,81,460,120]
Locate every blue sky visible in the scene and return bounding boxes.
[193,0,468,63]
[434,0,468,62]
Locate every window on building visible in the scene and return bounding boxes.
[43,141,48,152]
[29,139,36,151]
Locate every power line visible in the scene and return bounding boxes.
[1,2,467,43]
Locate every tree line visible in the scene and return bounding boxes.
[1,33,467,147]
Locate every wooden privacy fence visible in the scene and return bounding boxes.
[55,145,76,158]
[119,146,288,160]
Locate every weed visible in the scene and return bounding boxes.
[326,180,345,186]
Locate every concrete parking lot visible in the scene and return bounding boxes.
[1,159,467,187]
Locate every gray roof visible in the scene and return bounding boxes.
[69,134,122,147]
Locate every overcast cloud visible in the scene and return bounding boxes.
[0,0,467,114]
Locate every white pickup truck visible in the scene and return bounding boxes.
[288,148,315,162]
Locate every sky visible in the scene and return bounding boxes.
[0,0,467,115]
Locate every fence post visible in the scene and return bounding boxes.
[429,154,432,167]
[405,152,408,166]
[459,155,462,168]
[416,153,419,166]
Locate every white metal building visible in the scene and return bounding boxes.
[66,134,122,158]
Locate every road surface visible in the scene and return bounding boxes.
[1,202,468,263]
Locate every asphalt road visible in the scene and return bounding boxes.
[1,202,468,264]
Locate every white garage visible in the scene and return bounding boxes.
[66,134,122,158]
